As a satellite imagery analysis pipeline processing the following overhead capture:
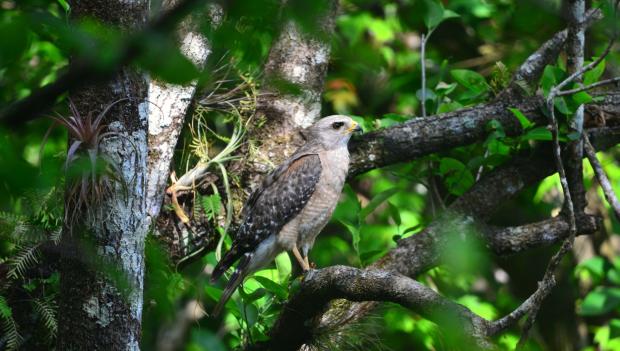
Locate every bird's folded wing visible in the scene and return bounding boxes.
[237,152,322,248]
[211,153,322,280]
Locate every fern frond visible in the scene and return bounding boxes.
[33,297,58,338]
[7,244,40,280]
[0,295,11,319]
[0,315,22,351]
[0,211,30,240]
[50,228,62,245]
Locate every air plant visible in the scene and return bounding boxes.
[44,99,130,227]
[166,63,259,264]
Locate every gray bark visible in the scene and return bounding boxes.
[57,1,149,350]
[145,3,219,221]
[564,0,587,213]
[247,0,339,179]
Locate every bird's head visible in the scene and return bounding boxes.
[302,115,362,149]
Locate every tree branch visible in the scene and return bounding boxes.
[348,91,620,177]
[515,3,609,345]
[583,133,620,221]
[348,9,606,177]
[557,76,620,96]
[506,7,601,94]
[259,266,493,351]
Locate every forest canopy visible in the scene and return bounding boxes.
[1,0,620,350]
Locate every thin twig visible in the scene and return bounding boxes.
[583,133,620,221]
[557,76,620,96]
[420,33,427,118]
[515,94,579,349]
[550,38,615,95]
[516,0,592,346]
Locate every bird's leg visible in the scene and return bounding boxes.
[292,245,310,271]
[303,255,310,270]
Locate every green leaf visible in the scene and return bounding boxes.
[360,187,399,220]
[367,18,394,43]
[576,256,607,283]
[439,157,466,175]
[57,0,70,12]
[457,295,498,320]
[423,0,459,29]
[486,138,510,156]
[584,58,605,86]
[442,10,460,21]
[579,287,620,316]
[439,158,475,196]
[509,108,533,129]
[202,194,221,221]
[382,113,409,122]
[541,65,565,97]
[387,201,401,227]
[554,97,572,115]
[241,303,258,327]
[343,184,362,214]
[204,286,223,303]
[188,329,228,351]
[572,91,593,105]
[437,101,463,114]
[416,88,436,102]
[274,251,291,283]
[522,127,552,141]
[360,250,385,265]
[423,0,445,29]
[610,319,620,339]
[450,69,489,95]
[609,267,620,285]
[435,82,457,95]
[340,219,361,256]
[483,154,510,167]
[252,276,288,300]
[238,287,266,304]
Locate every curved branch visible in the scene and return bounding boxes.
[259,266,493,351]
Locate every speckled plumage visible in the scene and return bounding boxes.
[210,115,360,315]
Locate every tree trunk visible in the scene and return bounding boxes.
[246,1,338,180]
[146,2,219,221]
[57,1,149,349]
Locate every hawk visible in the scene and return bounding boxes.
[210,115,361,315]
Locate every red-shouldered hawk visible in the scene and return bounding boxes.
[210,115,361,315]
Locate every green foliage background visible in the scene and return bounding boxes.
[1,0,619,350]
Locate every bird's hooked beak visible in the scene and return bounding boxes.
[346,121,363,134]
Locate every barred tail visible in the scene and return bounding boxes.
[211,246,242,283]
[211,253,252,317]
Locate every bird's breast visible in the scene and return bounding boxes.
[296,148,349,243]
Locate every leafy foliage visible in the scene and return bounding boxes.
[1,0,620,350]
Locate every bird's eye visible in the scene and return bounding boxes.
[332,122,344,129]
